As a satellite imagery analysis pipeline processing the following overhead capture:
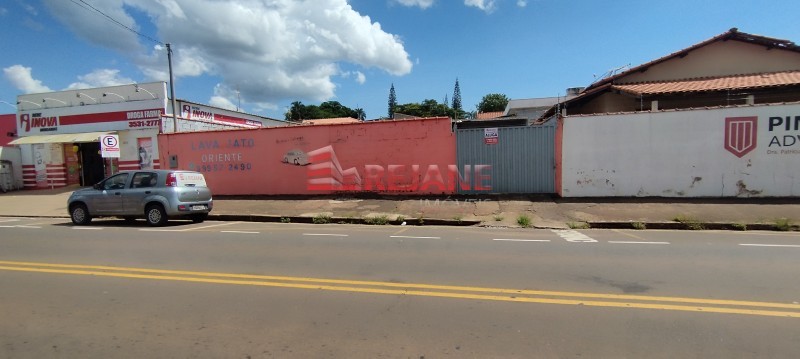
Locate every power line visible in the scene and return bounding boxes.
[68,0,163,45]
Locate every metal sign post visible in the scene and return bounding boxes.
[100,134,121,175]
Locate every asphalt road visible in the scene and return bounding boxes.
[1,217,798,358]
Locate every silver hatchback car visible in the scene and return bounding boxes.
[68,170,213,226]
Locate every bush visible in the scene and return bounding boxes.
[312,214,332,224]
[567,221,589,229]
[364,215,390,225]
[731,223,747,231]
[631,222,646,230]
[494,215,504,222]
[517,215,531,228]
[674,214,705,230]
[774,218,793,231]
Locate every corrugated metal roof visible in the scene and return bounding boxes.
[612,70,800,95]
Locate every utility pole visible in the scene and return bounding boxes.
[166,43,178,133]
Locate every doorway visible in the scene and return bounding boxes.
[78,142,105,186]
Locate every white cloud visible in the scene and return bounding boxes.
[3,65,53,94]
[517,0,527,7]
[341,70,366,84]
[43,0,414,109]
[208,84,239,111]
[393,0,435,9]
[65,69,135,89]
[209,96,238,111]
[355,71,366,84]
[464,0,497,13]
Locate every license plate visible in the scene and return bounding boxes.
[191,205,207,211]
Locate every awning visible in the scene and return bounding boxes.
[8,131,113,145]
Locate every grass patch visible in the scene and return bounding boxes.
[280,217,291,223]
[494,215,504,222]
[567,221,589,229]
[364,215,390,225]
[517,215,531,228]
[774,218,793,231]
[631,222,646,230]
[453,215,463,224]
[731,223,748,231]
[673,214,705,230]
[312,214,332,224]
[416,213,425,226]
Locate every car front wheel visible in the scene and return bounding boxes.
[70,204,92,225]
[145,204,168,227]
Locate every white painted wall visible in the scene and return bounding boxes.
[561,103,800,197]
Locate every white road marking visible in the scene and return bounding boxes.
[0,225,17,228]
[177,222,239,232]
[14,225,41,229]
[390,235,441,239]
[739,244,800,248]
[608,241,670,245]
[0,219,20,223]
[551,230,598,243]
[139,229,178,232]
[303,233,349,237]
[493,238,551,242]
[221,231,260,234]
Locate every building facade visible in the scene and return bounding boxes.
[9,82,285,190]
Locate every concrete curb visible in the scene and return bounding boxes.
[3,213,797,231]
[208,214,480,226]
[585,221,798,231]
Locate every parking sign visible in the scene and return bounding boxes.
[101,134,121,158]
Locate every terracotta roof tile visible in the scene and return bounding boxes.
[476,111,504,120]
[612,71,800,95]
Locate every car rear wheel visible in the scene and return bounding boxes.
[145,204,168,227]
[191,213,208,223]
[70,204,92,225]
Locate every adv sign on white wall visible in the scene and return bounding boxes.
[560,103,800,197]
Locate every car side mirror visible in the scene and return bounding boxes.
[93,183,102,190]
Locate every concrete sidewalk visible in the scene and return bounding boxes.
[1,185,798,230]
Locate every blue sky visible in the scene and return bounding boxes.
[2,0,799,120]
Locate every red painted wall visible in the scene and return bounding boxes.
[158,117,458,195]
[0,114,16,147]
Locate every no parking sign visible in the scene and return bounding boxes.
[101,134,120,158]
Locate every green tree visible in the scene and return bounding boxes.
[285,101,305,122]
[354,108,366,121]
[452,78,463,118]
[395,99,451,118]
[477,93,509,113]
[388,83,397,119]
[284,101,363,121]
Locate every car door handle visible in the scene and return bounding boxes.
[145,191,151,194]
[114,192,121,195]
